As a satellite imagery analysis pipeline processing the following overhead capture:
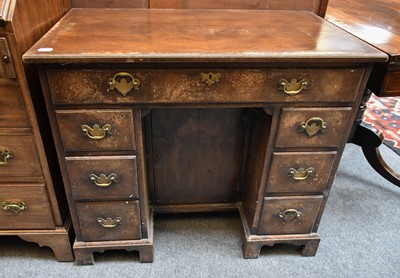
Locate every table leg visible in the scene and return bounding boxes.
[350,89,400,187]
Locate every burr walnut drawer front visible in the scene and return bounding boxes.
[0,184,54,229]
[275,107,352,148]
[266,151,337,194]
[56,109,135,153]
[46,68,364,104]
[75,200,142,242]
[0,134,42,177]
[258,196,323,235]
[65,156,139,201]
[0,86,29,128]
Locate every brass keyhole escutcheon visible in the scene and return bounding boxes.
[299,117,327,137]
[108,72,140,96]
[200,72,221,86]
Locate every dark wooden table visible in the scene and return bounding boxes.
[326,0,400,186]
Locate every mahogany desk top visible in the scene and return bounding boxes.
[24,8,386,64]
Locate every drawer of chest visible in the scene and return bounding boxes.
[47,68,364,104]
[258,196,323,235]
[0,184,54,229]
[0,134,42,177]
[266,151,337,194]
[0,86,29,128]
[275,107,352,148]
[56,109,135,153]
[65,156,139,201]
[75,200,142,241]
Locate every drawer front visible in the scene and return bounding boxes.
[47,68,363,104]
[0,86,29,128]
[76,201,141,241]
[56,110,135,153]
[382,69,400,96]
[275,107,352,148]
[65,156,139,201]
[266,152,337,194]
[0,134,42,177]
[0,184,54,229]
[258,196,323,235]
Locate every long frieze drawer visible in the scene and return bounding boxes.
[56,109,135,153]
[46,68,364,104]
[75,200,142,242]
[258,196,323,235]
[266,151,337,194]
[0,86,29,128]
[0,134,42,177]
[275,107,352,148]
[0,184,55,229]
[65,156,139,201]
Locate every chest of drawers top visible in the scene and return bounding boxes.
[23,8,386,65]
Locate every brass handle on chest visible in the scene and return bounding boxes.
[299,117,327,137]
[279,78,309,95]
[200,72,221,86]
[108,72,140,97]
[81,124,112,140]
[288,167,314,181]
[89,173,117,187]
[97,217,122,228]
[0,149,13,165]
[277,209,302,222]
[2,201,28,214]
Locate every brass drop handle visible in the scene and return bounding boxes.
[89,173,117,187]
[97,217,122,228]
[279,78,309,95]
[0,149,13,165]
[2,201,28,214]
[278,209,302,222]
[200,72,221,86]
[81,124,112,140]
[288,167,314,181]
[299,117,327,137]
[108,72,140,97]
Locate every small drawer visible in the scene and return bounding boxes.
[0,184,54,229]
[275,107,352,148]
[65,156,139,201]
[258,196,323,235]
[0,86,29,128]
[266,151,337,194]
[56,109,135,153]
[47,68,363,105]
[382,69,400,96]
[75,200,141,241]
[0,134,42,177]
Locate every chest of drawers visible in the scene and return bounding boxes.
[24,8,386,265]
[0,0,72,261]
